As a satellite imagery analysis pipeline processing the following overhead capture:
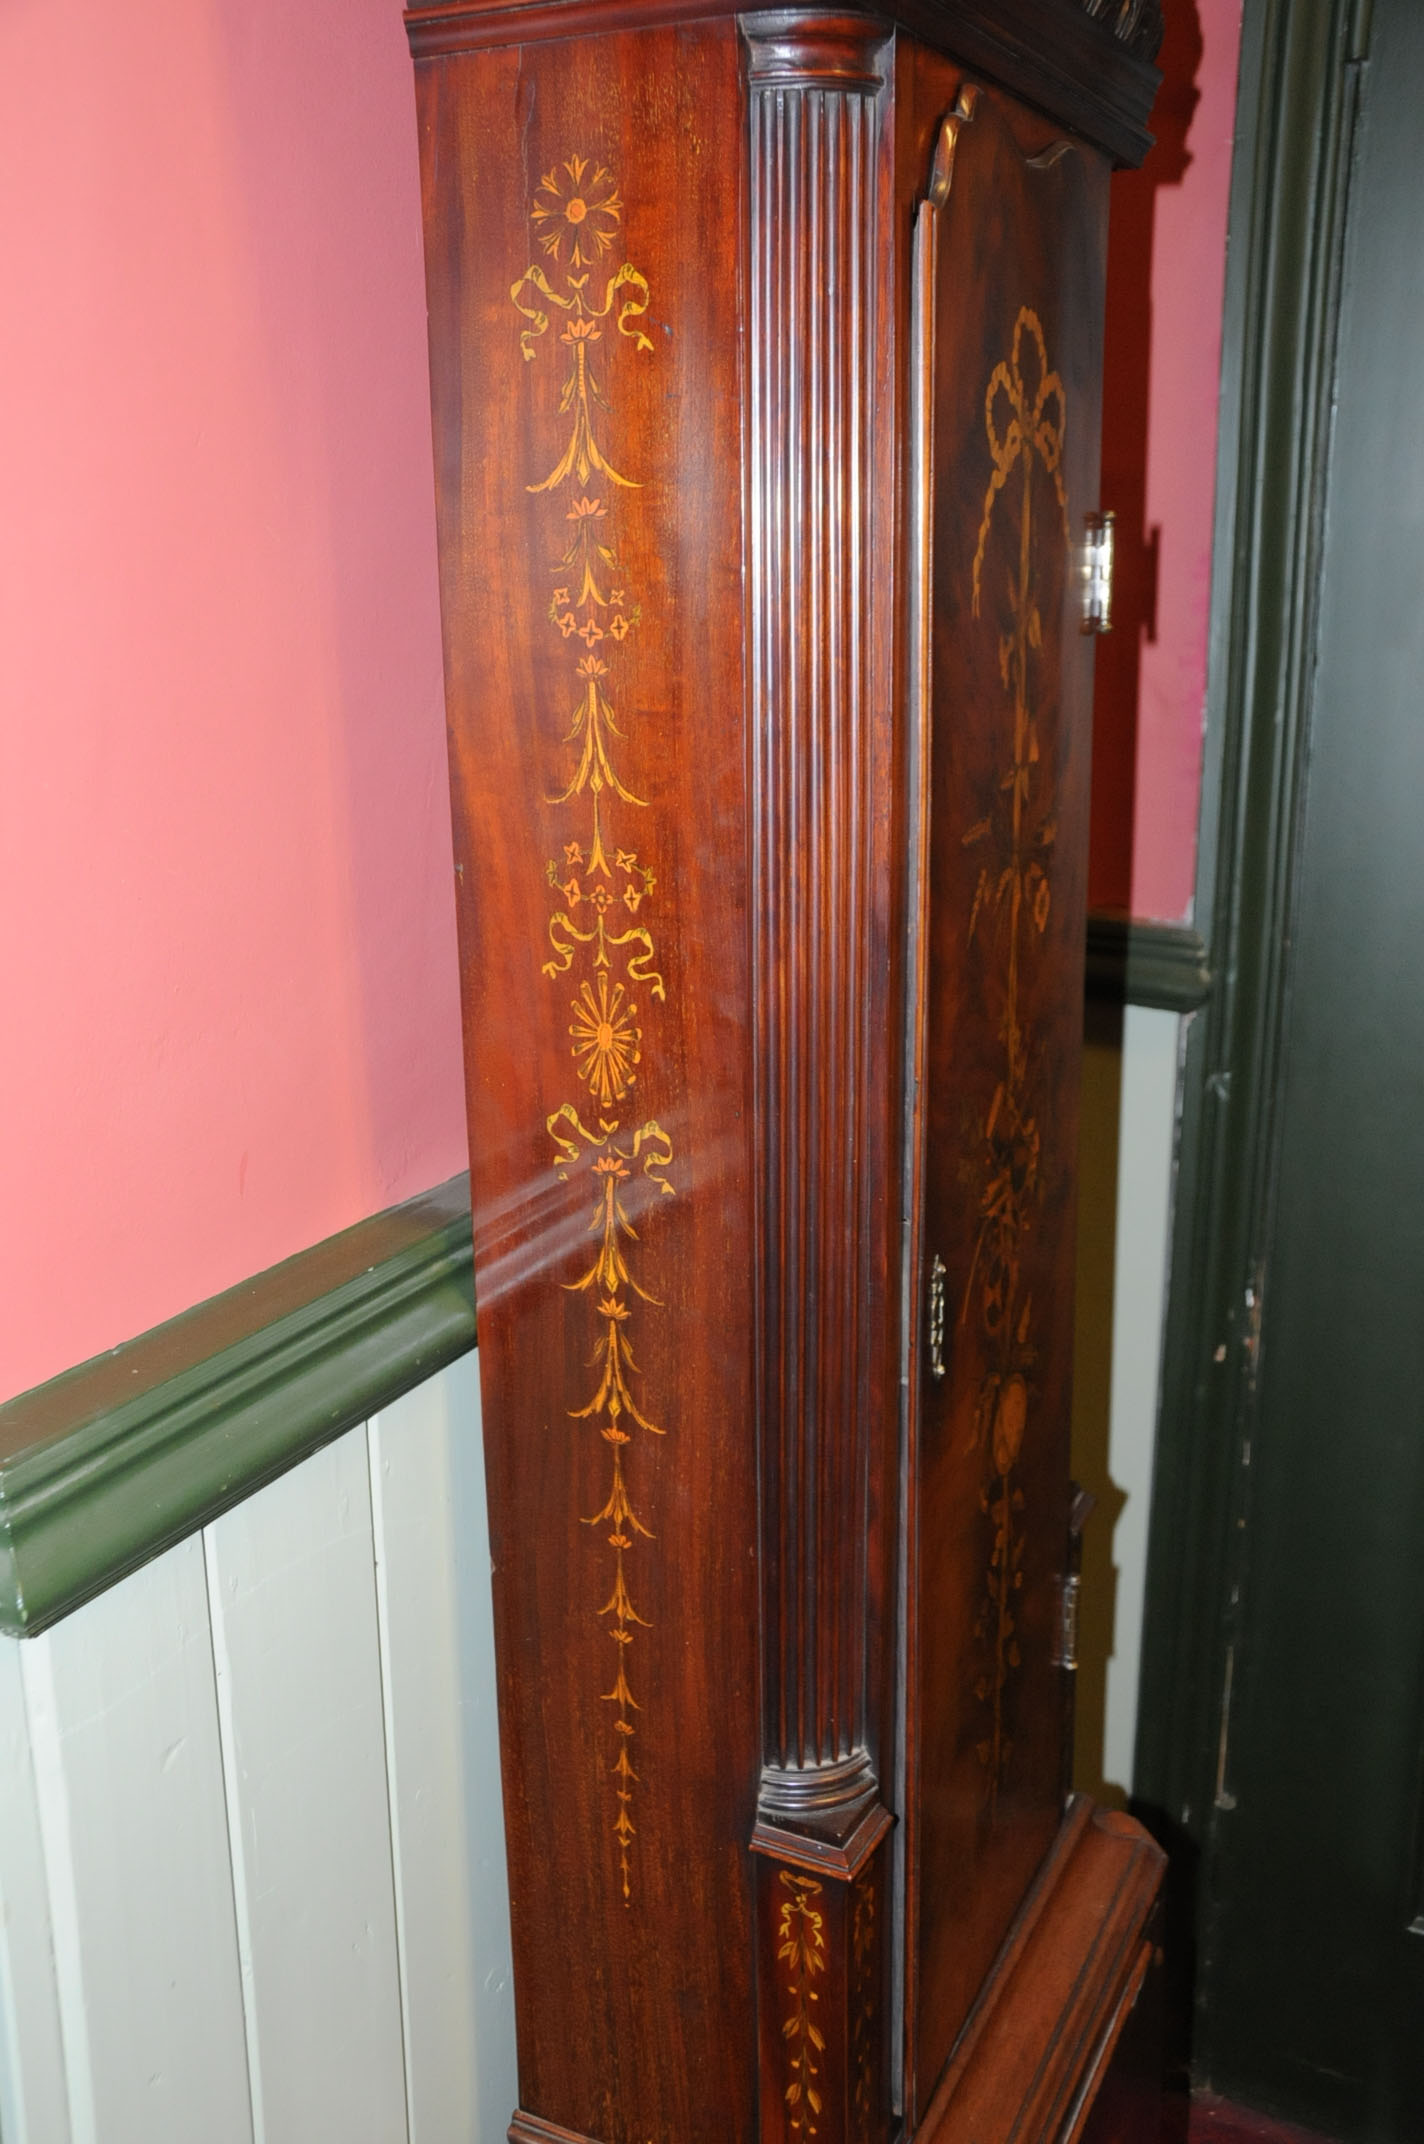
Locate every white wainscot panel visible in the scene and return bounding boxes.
[369,1353,518,2144]
[18,1536,252,2144]
[1104,1001,1182,1790]
[205,1428,408,2144]
[0,1635,71,2144]
[0,1353,515,2144]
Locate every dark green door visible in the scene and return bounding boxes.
[1186,0,1424,2132]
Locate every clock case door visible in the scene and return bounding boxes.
[899,72,1109,2119]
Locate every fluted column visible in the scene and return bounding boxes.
[745,13,896,2137]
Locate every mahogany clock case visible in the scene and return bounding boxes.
[405,3,1163,2139]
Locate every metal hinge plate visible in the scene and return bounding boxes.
[1080,510,1115,634]
[1053,1572,1081,1671]
[928,1253,947,1380]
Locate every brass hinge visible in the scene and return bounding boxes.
[1080,510,1115,634]
[1053,1572,1081,1671]
[927,1254,947,1380]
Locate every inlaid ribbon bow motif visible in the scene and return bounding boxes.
[972,304,1068,615]
[513,154,672,1903]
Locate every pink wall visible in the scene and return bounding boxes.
[1091,0,1244,921]
[0,0,467,1401]
[0,0,1241,1402]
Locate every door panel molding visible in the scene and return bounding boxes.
[1133,0,1369,1850]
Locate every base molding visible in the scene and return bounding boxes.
[916,1797,1165,2144]
[508,2114,600,2144]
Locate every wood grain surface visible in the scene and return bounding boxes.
[902,69,1110,2114]
[416,24,760,2140]
[410,5,1158,2139]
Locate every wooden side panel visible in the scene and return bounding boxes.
[903,69,1110,2105]
[369,1356,519,2144]
[19,1538,253,2144]
[206,1431,409,2144]
[0,1637,72,2144]
[415,25,758,2143]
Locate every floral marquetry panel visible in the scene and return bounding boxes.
[414,25,760,2143]
[903,66,1112,2116]
[755,1843,890,2144]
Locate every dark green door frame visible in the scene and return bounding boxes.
[1133,0,1372,1893]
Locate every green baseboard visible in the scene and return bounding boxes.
[0,1175,475,1637]
[1085,912,1212,1012]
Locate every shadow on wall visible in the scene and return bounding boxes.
[1089,0,1203,915]
[1071,996,1129,1808]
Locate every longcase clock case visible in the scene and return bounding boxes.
[406,1,1165,2137]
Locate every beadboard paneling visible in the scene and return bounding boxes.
[1073,1003,1183,1804]
[21,1537,252,2144]
[0,1637,70,2144]
[1101,1005,1181,1787]
[369,1355,517,2141]
[205,1430,408,2144]
[0,1353,520,2144]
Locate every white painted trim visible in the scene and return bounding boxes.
[1103,1003,1182,1789]
[203,1527,267,2144]
[204,1429,409,2144]
[0,1637,72,2144]
[367,1415,419,2144]
[443,1358,519,2144]
[368,1353,517,2142]
[20,1540,251,2144]
[18,1637,95,2144]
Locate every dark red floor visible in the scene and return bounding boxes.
[1186,2092,1337,2144]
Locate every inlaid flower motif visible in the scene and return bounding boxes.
[612,850,654,912]
[532,156,624,269]
[570,972,641,1104]
[992,1375,1029,1477]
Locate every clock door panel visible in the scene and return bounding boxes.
[905,77,1110,2104]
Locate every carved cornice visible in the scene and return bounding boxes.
[1079,0,1162,62]
[407,0,1159,168]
